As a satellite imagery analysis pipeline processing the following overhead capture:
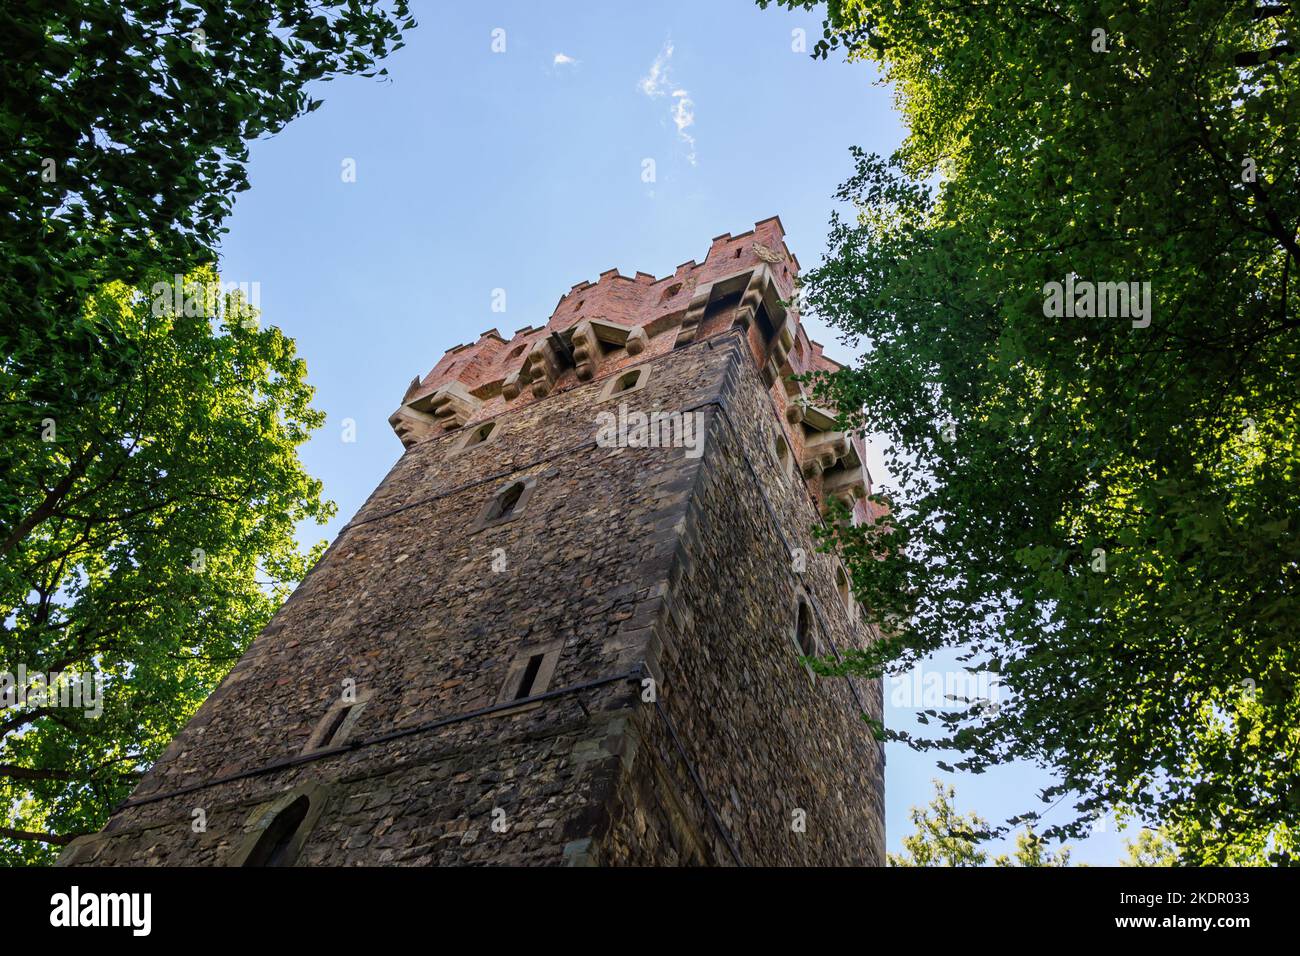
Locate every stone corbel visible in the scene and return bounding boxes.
[625,325,648,355]
[674,286,711,348]
[801,432,849,478]
[570,320,600,381]
[387,405,439,449]
[800,404,850,478]
[569,319,649,382]
[783,378,807,425]
[501,368,526,401]
[733,273,766,332]
[423,381,482,432]
[822,463,868,510]
[761,319,795,388]
[731,264,782,328]
[523,338,562,398]
[388,380,483,447]
[730,265,794,386]
[819,437,869,517]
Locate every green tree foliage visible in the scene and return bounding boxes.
[890,779,1074,866]
[0,271,334,864]
[889,780,991,866]
[993,827,1072,868]
[763,1,1300,861]
[1121,827,1180,867]
[0,0,414,331]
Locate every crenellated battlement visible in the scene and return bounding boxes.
[387,217,872,520]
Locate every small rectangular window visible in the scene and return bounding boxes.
[497,643,562,707]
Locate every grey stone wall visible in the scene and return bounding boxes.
[596,334,885,866]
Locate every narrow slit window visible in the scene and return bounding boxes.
[795,599,817,657]
[304,697,367,754]
[496,643,561,705]
[243,796,311,867]
[319,705,352,749]
[515,653,545,700]
[612,370,640,394]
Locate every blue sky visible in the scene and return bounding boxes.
[217,0,1126,864]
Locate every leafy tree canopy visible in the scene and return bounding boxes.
[1122,826,1181,868]
[0,0,414,332]
[763,0,1300,862]
[1,270,334,864]
[890,779,1075,866]
[889,780,993,866]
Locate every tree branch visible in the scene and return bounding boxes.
[1234,44,1294,65]
[0,763,74,782]
[0,826,85,846]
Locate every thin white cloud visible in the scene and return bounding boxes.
[637,41,697,165]
[638,41,674,97]
[671,92,696,165]
[553,53,578,66]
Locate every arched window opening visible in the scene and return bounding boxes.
[836,566,852,609]
[600,365,651,400]
[474,478,536,531]
[612,370,640,394]
[465,421,495,447]
[243,796,311,867]
[490,482,525,522]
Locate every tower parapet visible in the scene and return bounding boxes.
[388,216,873,519]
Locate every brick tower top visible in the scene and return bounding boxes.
[388,216,873,518]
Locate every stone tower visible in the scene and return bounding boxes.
[62,217,885,866]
